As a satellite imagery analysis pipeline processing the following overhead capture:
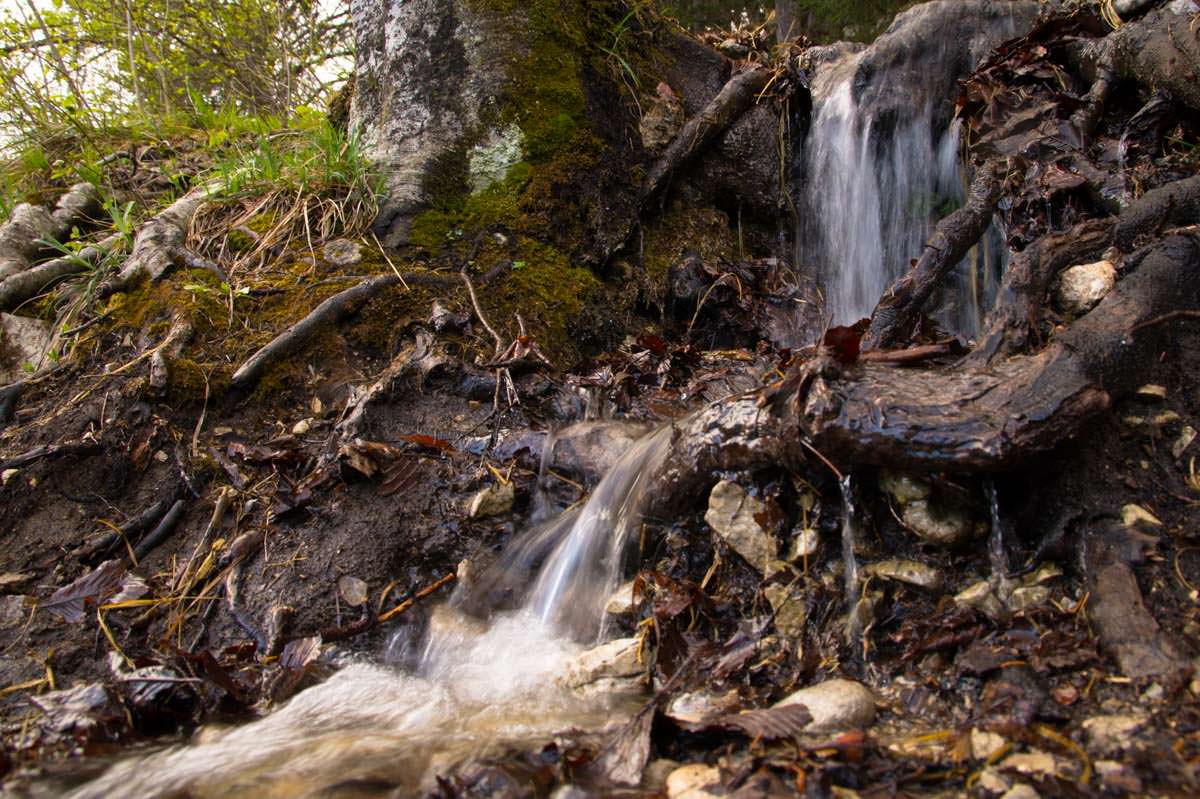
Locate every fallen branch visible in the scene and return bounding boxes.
[229,274,401,393]
[132,498,187,561]
[335,330,432,441]
[857,340,958,365]
[865,161,1005,349]
[76,494,178,563]
[378,571,456,623]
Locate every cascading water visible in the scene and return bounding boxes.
[63,422,675,798]
[795,5,1021,336]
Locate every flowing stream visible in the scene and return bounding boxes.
[52,8,1040,796]
[64,425,676,798]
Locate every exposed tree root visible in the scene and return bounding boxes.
[865,161,1004,349]
[967,219,1113,366]
[0,183,100,281]
[0,233,122,312]
[1085,522,1188,678]
[654,234,1198,491]
[1112,174,1200,251]
[624,65,772,257]
[335,330,433,441]
[230,274,401,393]
[96,180,225,299]
[1096,2,1200,114]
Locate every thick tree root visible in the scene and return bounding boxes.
[95,179,224,299]
[1096,2,1200,114]
[865,161,1004,349]
[0,233,122,311]
[967,219,1112,365]
[0,183,100,281]
[1112,174,1200,251]
[652,234,1198,488]
[230,274,401,393]
[1085,522,1188,678]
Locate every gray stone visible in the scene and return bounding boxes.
[466,481,515,518]
[773,678,876,732]
[902,498,973,546]
[864,559,942,590]
[955,580,1005,618]
[321,238,362,267]
[559,637,645,695]
[551,421,651,485]
[1055,260,1117,316]
[604,580,637,616]
[639,83,683,153]
[762,583,806,637]
[665,688,740,724]
[665,764,721,799]
[705,480,783,573]
[879,470,931,504]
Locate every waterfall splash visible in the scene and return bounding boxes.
[63,422,675,798]
[796,4,1021,336]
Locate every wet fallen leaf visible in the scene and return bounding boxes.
[42,561,146,623]
[715,704,814,739]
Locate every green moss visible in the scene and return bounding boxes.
[640,204,736,303]
[479,237,600,364]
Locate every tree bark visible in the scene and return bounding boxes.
[864,161,1004,349]
[0,183,100,281]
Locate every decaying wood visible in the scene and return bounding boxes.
[865,161,1005,349]
[0,183,100,281]
[132,498,187,561]
[1112,174,1200,251]
[1086,522,1188,678]
[655,234,1198,492]
[229,274,401,393]
[1099,3,1200,114]
[806,234,1197,469]
[335,331,432,441]
[638,66,772,212]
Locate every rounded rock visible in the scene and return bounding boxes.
[773,678,876,732]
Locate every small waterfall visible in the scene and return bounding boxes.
[795,3,1025,336]
[66,421,675,798]
[522,424,673,640]
[799,78,1005,334]
[986,479,1012,588]
[839,475,860,616]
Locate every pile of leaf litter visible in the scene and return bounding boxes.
[2,4,1200,798]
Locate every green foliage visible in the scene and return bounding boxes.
[0,0,351,149]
